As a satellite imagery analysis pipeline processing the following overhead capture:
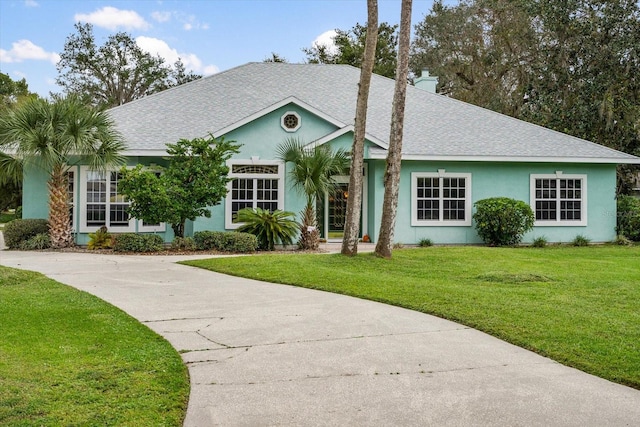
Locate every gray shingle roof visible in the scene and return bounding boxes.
[108,62,639,163]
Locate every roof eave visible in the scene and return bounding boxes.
[367,152,640,164]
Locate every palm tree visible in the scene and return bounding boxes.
[276,137,350,250]
[0,96,126,248]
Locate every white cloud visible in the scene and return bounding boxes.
[24,0,39,7]
[0,39,60,64]
[179,14,208,31]
[203,65,218,75]
[135,36,218,75]
[312,30,339,55]
[151,11,171,23]
[74,6,150,31]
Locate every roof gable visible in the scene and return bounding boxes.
[107,62,639,164]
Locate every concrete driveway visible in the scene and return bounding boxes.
[1,249,639,426]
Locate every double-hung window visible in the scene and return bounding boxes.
[411,172,472,226]
[531,174,586,226]
[79,167,135,232]
[225,160,284,229]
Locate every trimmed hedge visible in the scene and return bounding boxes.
[473,197,535,246]
[113,233,164,252]
[193,231,258,253]
[3,219,49,249]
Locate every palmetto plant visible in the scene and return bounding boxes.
[236,207,298,251]
[276,137,350,250]
[0,96,125,248]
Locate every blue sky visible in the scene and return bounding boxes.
[0,0,441,98]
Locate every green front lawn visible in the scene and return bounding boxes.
[0,266,189,426]
[183,245,640,389]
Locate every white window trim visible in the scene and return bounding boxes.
[138,220,166,233]
[281,111,301,132]
[530,172,587,227]
[66,167,77,233]
[411,171,472,226]
[225,159,285,229]
[78,166,135,233]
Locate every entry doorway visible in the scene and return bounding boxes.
[319,169,368,242]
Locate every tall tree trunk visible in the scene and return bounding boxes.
[48,164,73,248]
[375,0,412,258]
[342,0,379,256]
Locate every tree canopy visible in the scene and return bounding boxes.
[303,22,398,78]
[411,0,640,191]
[0,72,38,112]
[118,135,240,238]
[56,23,201,108]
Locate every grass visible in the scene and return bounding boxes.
[182,245,640,389]
[0,266,190,426]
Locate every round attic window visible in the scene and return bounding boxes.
[281,112,301,132]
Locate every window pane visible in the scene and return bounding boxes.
[415,176,439,221]
[87,204,106,226]
[110,204,129,226]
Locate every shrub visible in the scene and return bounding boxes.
[236,208,298,251]
[193,231,258,253]
[113,233,164,252]
[193,231,225,250]
[572,234,591,246]
[15,206,22,219]
[87,227,113,250]
[224,232,258,253]
[614,234,632,246]
[532,236,548,248]
[616,195,640,241]
[171,236,197,251]
[3,219,49,249]
[20,233,51,250]
[418,238,433,247]
[473,198,535,246]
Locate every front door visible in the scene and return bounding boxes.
[321,170,368,242]
[327,182,349,240]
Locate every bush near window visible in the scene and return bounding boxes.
[572,234,591,246]
[171,236,196,251]
[20,233,51,250]
[532,236,548,248]
[193,231,258,253]
[473,197,535,246]
[616,195,640,241]
[418,238,433,247]
[3,219,49,249]
[236,208,298,251]
[87,227,113,250]
[113,233,164,252]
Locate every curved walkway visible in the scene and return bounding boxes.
[1,249,639,426]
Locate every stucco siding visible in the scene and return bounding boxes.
[383,161,617,244]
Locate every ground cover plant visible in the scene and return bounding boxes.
[0,266,189,426]
[182,245,640,389]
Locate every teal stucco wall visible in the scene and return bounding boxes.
[366,161,617,244]
[19,98,620,246]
